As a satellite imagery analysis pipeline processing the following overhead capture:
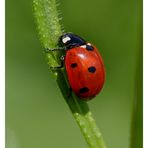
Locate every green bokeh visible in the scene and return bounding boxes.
[6,0,142,148]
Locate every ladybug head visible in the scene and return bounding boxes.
[59,32,86,49]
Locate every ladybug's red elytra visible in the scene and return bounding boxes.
[49,33,105,100]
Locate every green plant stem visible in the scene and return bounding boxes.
[57,70,106,148]
[33,0,106,147]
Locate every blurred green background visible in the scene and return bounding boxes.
[6,0,142,148]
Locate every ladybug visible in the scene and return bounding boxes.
[49,33,105,100]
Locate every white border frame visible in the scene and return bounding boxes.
[0,0,5,147]
[143,0,148,148]
[1,0,145,148]
[143,0,147,147]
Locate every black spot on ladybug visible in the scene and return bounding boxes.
[71,63,78,68]
[88,66,96,73]
[86,45,94,51]
[79,87,89,93]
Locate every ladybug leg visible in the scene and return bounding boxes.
[44,47,66,53]
[49,55,65,69]
[49,61,63,69]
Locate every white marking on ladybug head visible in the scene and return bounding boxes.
[87,43,91,46]
[80,45,87,48]
[62,36,71,43]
